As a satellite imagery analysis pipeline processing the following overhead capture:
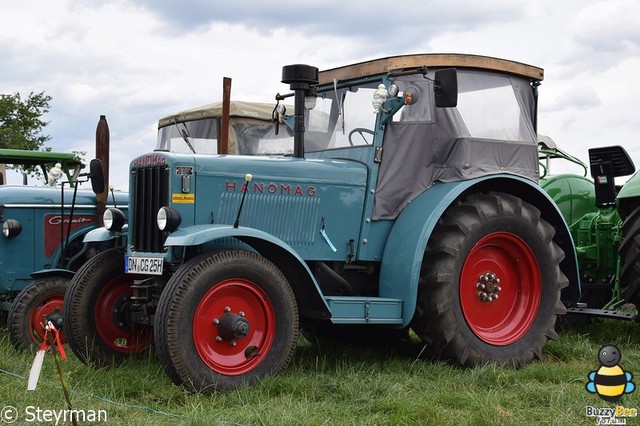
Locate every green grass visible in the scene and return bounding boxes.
[1,318,639,425]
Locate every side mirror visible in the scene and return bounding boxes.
[89,159,105,194]
[434,68,458,108]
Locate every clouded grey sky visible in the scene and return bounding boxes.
[2,0,639,188]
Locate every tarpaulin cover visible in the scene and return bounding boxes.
[372,70,538,220]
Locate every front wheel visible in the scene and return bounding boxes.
[154,250,299,393]
[63,248,152,366]
[8,276,69,351]
[411,192,567,367]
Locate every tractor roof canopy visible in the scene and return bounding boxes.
[0,148,83,184]
[156,100,293,156]
[318,53,544,83]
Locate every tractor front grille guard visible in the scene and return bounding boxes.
[132,165,170,252]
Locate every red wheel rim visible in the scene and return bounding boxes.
[460,232,541,345]
[29,293,65,345]
[193,279,276,376]
[94,275,152,353]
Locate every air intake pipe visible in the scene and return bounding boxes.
[281,64,319,158]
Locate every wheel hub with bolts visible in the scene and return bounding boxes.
[476,272,502,303]
[213,307,250,347]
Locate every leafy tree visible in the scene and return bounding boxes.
[0,91,52,150]
[0,91,52,180]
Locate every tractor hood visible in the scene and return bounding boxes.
[129,152,368,260]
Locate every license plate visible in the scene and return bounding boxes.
[125,256,164,275]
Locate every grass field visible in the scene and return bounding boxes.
[1,316,639,425]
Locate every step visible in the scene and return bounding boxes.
[325,296,403,325]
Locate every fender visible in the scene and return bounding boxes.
[615,171,640,219]
[379,174,580,327]
[617,170,640,200]
[82,224,128,243]
[31,268,74,280]
[165,224,331,320]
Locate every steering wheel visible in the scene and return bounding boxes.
[348,128,375,146]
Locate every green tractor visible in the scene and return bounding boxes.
[539,136,639,319]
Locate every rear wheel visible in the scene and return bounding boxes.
[619,205,640,307]
[63,248,152,366]
[411,192,567,367]
[8,276,68,351]
[154,250,298,393]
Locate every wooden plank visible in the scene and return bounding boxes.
[318,53,544,84]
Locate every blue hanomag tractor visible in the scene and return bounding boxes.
[64,54,581,393]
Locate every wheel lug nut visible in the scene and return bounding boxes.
[213,318,220,325]
[216,336,223,342]
[491,294,499,300]
[239,311,245,317]
[495,286,502,292]
[476,283,486,290]
[224,306,231,313]
[230,341,237,347]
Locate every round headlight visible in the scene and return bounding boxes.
[2,219,22,238]
[103,208,126,232]
[157,207,181,232]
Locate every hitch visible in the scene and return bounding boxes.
[566,306,638,321]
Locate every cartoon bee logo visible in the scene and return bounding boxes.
[586,344,636,403]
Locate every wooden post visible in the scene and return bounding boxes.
[95,115,110,224]
[219,77,232,154]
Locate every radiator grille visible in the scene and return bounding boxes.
[132,166,170,252]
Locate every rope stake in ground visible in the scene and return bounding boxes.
[28,320,65,390]
[26,321,76,425]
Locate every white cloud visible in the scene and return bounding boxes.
[1,0,639,189]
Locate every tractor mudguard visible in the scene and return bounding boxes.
[379,174,580,326]
[164,224,331,320]
[82,225,127,243]
[617,171,640,200]
[31,268,74,280]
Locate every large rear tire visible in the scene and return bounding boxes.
[411,192,567,367]
[619,205,640,307]
[63,248,152,366]
[8,276,68,351]
[154,250,298,393]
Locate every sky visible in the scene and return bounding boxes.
[1,0,640,189]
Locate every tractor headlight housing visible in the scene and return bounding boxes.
[157,207,181,232]
[103,208,126,232]
[2,219,22,239]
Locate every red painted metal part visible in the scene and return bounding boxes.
[94,275,152,353]
[193,279,276,376]
[29,293,65,344]
[460,232,541,346]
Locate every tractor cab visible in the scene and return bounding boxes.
[156,100,294,156]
